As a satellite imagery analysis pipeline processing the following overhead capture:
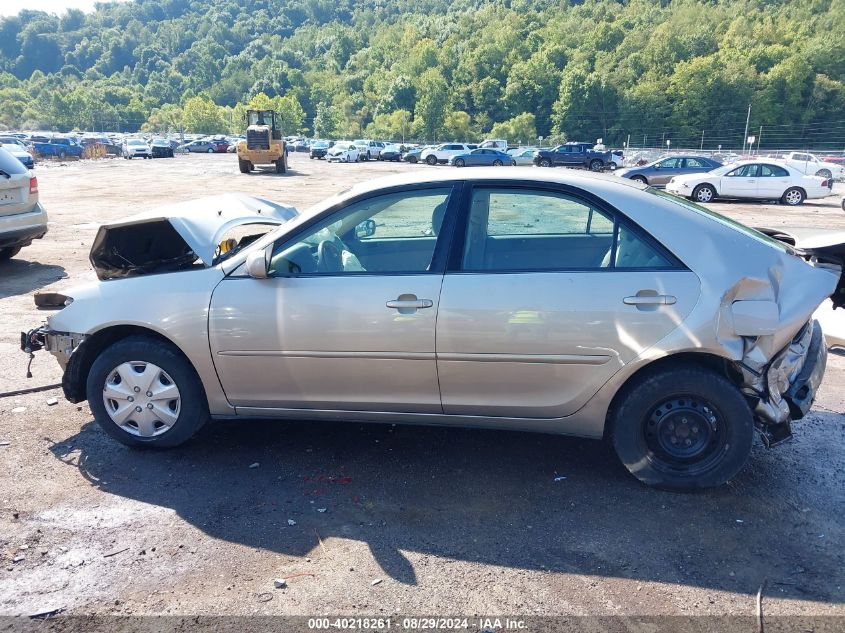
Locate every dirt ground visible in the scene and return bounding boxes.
[1,153,844,625]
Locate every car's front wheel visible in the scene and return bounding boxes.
[426,155,437,166]
[692,184,716,203]
[87,336,208,448]
[538,158,551,168]
[631,175,648,185]
[610,365,754,491]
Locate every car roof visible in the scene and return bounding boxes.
[343,167,648,198]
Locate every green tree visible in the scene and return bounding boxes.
[182,94,226,134]
[414,68,448,142]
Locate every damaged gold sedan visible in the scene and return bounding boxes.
[22,172,844,491]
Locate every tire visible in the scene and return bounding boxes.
[589,159,603,171]
[0,246,22,261]
[610,366,754,491]
[86,336,208,448]
[409,156,418,164]
[346,154,351,163]
[426,155,437,166]
[538,158,551,168]
[841,197,845,212]
[58,150,67,160]
[815,169,832,182]
[492,159,503,166]
[275,158,286,174]
[238,158,251,174]
[608,162,617,171]
[632,175,648,185]
[781,187,805,206]
[207,148,214,153]
[454,158,465,167]
[692,184,716,203]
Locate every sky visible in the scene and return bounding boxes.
[0,0,130,18]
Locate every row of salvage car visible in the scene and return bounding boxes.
[20,166,845,492]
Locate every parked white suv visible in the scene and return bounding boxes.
[421,143,473,165]
[0,146,47,261]
[352,140,383,161]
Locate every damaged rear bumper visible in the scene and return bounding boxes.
[739,320,827,446]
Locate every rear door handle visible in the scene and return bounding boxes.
[623,295,677,305]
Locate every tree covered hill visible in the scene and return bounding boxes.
[1,0,844,148]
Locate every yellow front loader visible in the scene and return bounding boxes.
[237,109,287,174]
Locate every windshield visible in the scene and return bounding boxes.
[128,139,145,146]
[649,189,790,253]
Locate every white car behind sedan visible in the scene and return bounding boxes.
[666,161,832,206]
[326,143,360,163]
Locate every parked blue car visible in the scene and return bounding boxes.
[448,148,515,167]
[29,136,84,160]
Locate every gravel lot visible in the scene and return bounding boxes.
[1,153,844,623]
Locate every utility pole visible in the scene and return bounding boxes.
[758,125,763,153]
[700,129,705,150]
[742,103,751,154]
[626,134,630,151]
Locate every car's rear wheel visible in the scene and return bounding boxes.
[841,197,845,212]
[207,148,214,153]
[610,366,754,491]
[539,158,551,167]
[589,159,603,171]
[408,156,418,164]
[87,336,208,448]
[0,246,22,261]
[692,184,716,203]
[426,155,437,166]
[454,158,465,167]
[815,169,832,182]
[632,175,648,185]
[781,187,805,206]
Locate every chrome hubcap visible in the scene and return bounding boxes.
[103,361,180,437]
[786,190,801,204]
[697,188,713,202]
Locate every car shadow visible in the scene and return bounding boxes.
[49,416,845,601]
[0,258,66,299]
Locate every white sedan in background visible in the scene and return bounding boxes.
[666,161,832,206]
[326,143,360,163]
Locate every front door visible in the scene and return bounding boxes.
[651,157,683,186]
[436,185,700,419]
[209,185,459,413]
[720,163,759,198]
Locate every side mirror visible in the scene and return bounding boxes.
[355,219,376,239]
[245,248,270,279]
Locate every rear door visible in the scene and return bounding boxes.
[757,163,792,198]
[436,183,700,419]
[0,147,34,219]
[652,157,682,185]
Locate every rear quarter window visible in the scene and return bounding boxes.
[0,147,27,174]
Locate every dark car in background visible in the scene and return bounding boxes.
[616,155,723,187]
[379,144,408,161]
[151,138,175,158]
[448,148,514,167]
[533,142,612,171]
[309,140,331,159]
[80,135,122,156]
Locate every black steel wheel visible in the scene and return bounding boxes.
[611,365,753,491]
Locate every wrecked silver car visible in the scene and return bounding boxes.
[22,172,844,491]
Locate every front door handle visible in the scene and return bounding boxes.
[386,294,433,314]
[386,299,433,309]
[623,294,677,306]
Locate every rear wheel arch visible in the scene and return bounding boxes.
[64,325,205,405]
[604,352,741,439]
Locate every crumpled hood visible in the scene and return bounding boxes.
[90,193,297,279]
